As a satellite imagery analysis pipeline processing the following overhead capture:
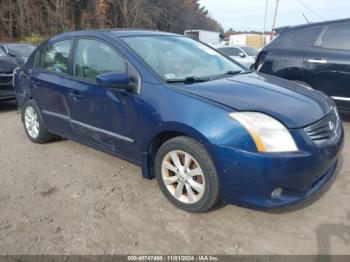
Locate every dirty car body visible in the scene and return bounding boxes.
[14,30,344,210]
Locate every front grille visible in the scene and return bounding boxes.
[304,108,340,142]
[0,73,13,89]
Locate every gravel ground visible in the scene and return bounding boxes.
[0,100,349,255]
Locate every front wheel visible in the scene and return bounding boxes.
[22,100,54,143]
[155,136,220,212]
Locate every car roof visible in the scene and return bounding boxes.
[51,29,180,41]
[275,18,350,33]
[237,45,256,49]
[218,46,241,49]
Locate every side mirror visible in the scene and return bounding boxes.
[238,52,246,58]
[8,52,16,57]
[96,72,134,92]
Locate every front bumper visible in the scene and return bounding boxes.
[208,125,344,209]
[0,73,15,100]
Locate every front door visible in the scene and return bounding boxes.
[304,23,350,111]
[66,38,139,161]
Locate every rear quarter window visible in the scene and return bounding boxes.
[291,27,323,46]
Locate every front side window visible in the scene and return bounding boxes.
[322,24,350,51]
[122,36,242,81]
[39,40,72,75]
[74,39,126,81]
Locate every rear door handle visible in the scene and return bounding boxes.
[31,79,41,86]
[308,59,328,64]
[69,90,83,100]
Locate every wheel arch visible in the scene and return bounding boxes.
[139,124,211,180]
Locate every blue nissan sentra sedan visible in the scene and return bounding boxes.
[13,30,344,212]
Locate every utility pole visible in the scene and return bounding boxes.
[263,0,269,34]
[302,13,311,23]
[270,0,280,40]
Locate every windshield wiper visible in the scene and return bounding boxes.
[211,70,242,80]
[166,76,210,84]
[166,70,242,84]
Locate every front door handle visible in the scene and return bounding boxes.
[69,90,83,100]
[308,59,328,64]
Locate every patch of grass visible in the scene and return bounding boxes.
[21,33,47,45]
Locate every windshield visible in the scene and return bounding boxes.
[240,46,257,57]
[8,44,35,57]
[122,36,242,81]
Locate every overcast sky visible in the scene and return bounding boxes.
[200,0,350,31]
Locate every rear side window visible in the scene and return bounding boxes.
[74,39,126,81]
[291,27,323,46]
[39,40,72,75]
[322,24,350,51]
[219,47,241,56]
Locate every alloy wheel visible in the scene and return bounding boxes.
[161,150,205,204]
[24,106,40,139]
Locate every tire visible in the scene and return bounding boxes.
[21,100,54,143]
[155,136,220,212]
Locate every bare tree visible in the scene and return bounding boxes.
[0,0,223,40]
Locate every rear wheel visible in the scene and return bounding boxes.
[22,100,54,143]
[155,136,220,212]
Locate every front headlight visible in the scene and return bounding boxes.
[229,112,298,153]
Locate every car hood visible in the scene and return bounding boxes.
[0,57,18,73]
[171,73,332,128]
[16,56,29,64]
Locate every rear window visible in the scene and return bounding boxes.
[8,44,35,57]
[321,23,350,51]
[240,46,257,57]
[218,47,241,56]
[291,27,323,46]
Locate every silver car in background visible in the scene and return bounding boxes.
[217,45,257,68]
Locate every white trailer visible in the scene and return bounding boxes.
[228,34,271,49]
[184,30,221,46]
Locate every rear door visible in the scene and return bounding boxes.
[66,37,140,160]
[30,38,74,137]
[304,23,350,111]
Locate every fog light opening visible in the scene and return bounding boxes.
[271,188,283,199]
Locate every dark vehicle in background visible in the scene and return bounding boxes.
[254,19,350,112]
[0,43,35,101]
